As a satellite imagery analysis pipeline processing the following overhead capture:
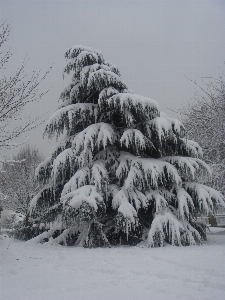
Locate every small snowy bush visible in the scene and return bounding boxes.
[28,45,224,247]
[5,212,25,225]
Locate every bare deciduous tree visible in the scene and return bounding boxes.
[177,75,225,196]
[0,145,44,226]
[0,21,51,149]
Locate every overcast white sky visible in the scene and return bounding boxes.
[1,0,225,158]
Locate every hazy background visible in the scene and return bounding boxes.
[1,0,225,159]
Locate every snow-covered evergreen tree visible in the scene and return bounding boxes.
[29,45,224,247]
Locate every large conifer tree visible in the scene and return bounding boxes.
[30,46,224,247]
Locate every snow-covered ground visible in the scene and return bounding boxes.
[1,227,225,300]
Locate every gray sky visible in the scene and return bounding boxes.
[1,0,225,158]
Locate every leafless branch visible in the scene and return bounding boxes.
[0,21,52,149]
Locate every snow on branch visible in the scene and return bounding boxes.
[113,183,148,212]
[35,156,52,185]
[50,134,76,159]
[29,188,45,213]
[146,116,185,142]
[148,211,184,247]
[158,189,176,203]
[160,111,185,138]
[113,188,137,219]
[64,47,103,75]
[194,158,212,178]
[147,191,168,214]
[120,129,147,152]
[66,63,121,106]
[180,139,203,158]
[72,123,117,167]
[161,156,211,181]
[68,82,84,103]
[104,62,121,76]
[65,45,103,61]
[29,185,54,217]
[51,148,75,185]
[161,156,196,180]
[167,118,185,137]
[94,146,120,172]
[74,51,104,74]
[183,220,202,245]
[80,63,121,87]
[65,52,104,80]
[123,157,182,191]
[80,63,102,86]
[91,160,108,191]
[112,188,140,234]
[59,82,75,103]
[62,185,103,212]
[27,223,64,245]
[98,86,119,104]
[61,166,91,196]
[129,188,148,210]
[116,152,137,185]
[45,103,97,139]
[105,93,159,122]
[183,182,225,214]
[175,187,194,220]
[147,117,172,141]
[61,161,108,198]
[87,69,127,91]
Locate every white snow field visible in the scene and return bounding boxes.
[1,227,225,300]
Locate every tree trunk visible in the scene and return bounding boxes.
[25,212,29,227]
